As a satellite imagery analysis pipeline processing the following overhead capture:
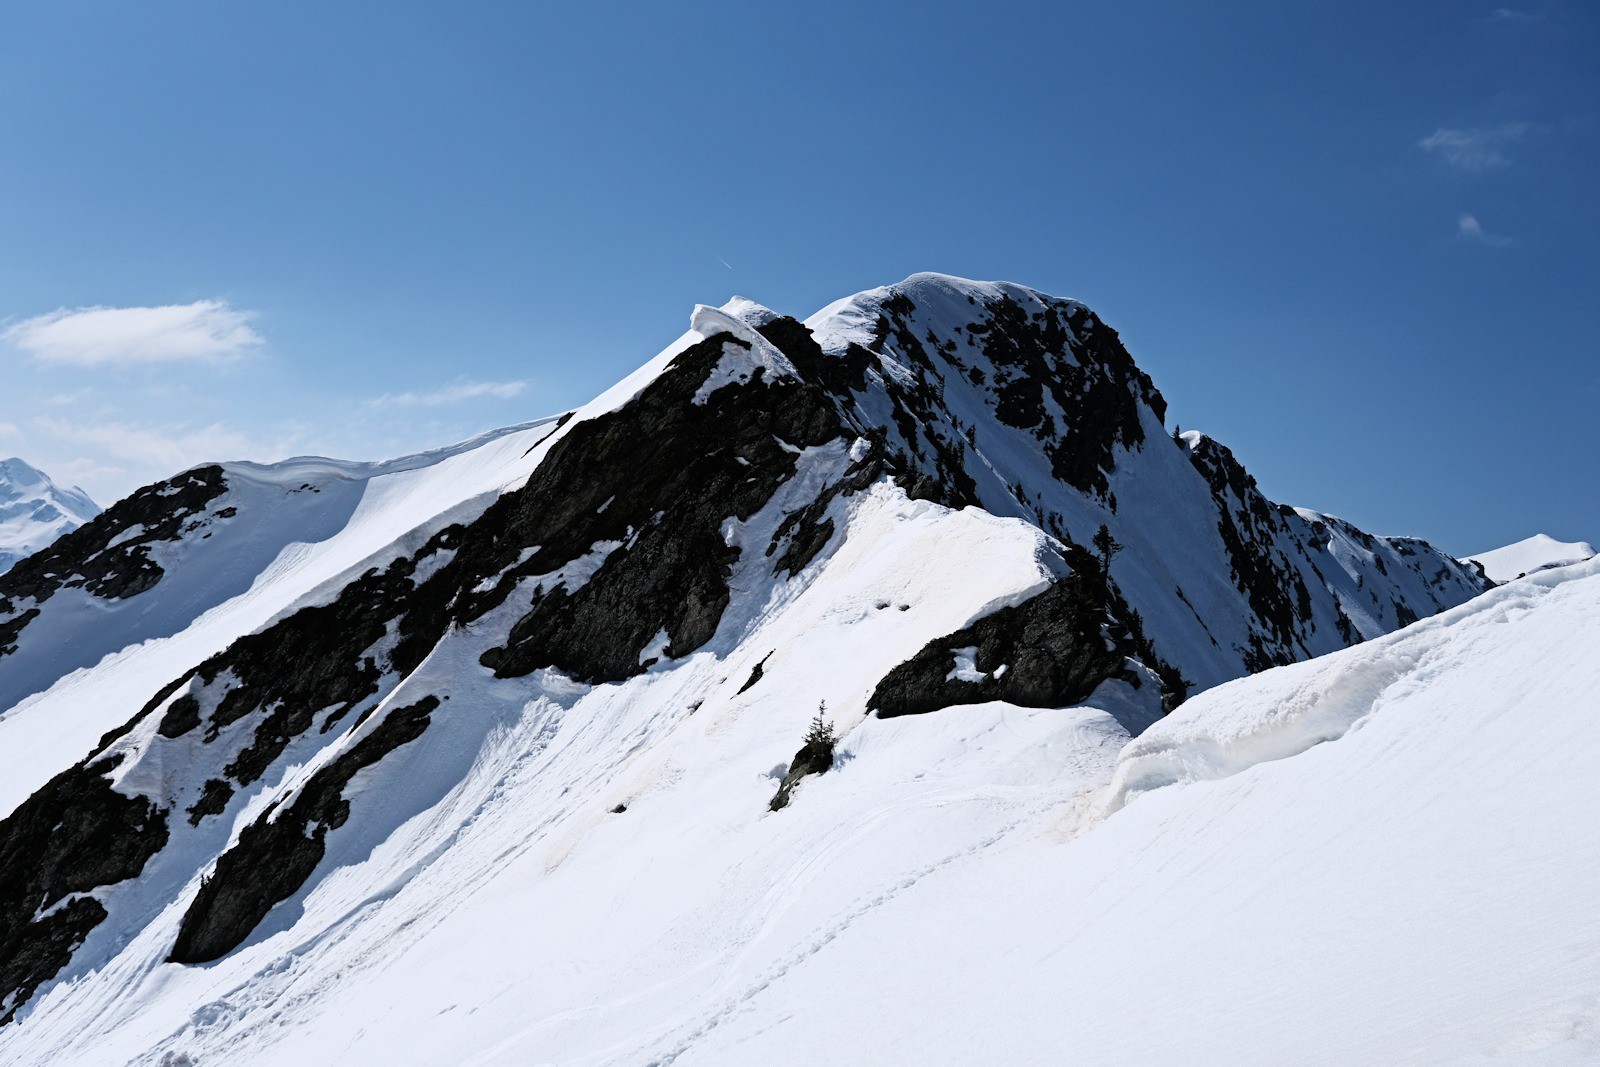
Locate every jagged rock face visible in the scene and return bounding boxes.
[168,696,439,964]
[802,277,1164,513]
[870,570,1127,718]
[793,276,1490,697]
[1183,432,1491,671]
[0,274,1495,1027]
[0,754,168,1025]
[1181,435,1319,672]
[472,331,844,682]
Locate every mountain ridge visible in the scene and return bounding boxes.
[0,273,1494,1054]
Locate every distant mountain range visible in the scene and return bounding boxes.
[0,457,98,575]
[0,275,1588,1065]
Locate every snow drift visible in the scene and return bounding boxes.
[1465,532,1596,583]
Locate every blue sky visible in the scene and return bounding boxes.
[0,1,1593,554]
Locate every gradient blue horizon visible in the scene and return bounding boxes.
[0,0,1594,556]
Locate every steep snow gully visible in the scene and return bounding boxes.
[0,273,1572,1066]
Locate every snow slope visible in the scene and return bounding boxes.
[0,475,1104,1066]
[1465,532,1596,583]
[7,494,1592,1065]
[658,557,1600,1066]
[0,457,98,574]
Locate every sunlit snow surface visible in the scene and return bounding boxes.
[8,563,1598,1063]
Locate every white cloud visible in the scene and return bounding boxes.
[3,300,264,367]
[366,380,527,408]
[0,422,21,441]
[30,417,297,477]
[1418,124,1529,170]
[1458,214,1513,247]
[1489,7,1548,24]
[47,457,126,499]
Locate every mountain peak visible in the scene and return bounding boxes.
[0,275,1497,1049]
[0,457,100,574]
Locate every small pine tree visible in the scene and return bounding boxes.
[1173,424,1183,445]
[804,701,837,751]
[1092,523,1122,582]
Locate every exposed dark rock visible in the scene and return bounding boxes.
[1185,435,1311,671]
[186,779,234,827]
[769,730,836,812]
[870,543,1131,719]
[158,694,201,739]
[756,314,871,396]
[737,652,772,695]
[168,696,439,964]
[470,331,845,683]
[0,755,170,1023]
[765,443,886,579]
[837,290,1165,507]
[0,608,38,657]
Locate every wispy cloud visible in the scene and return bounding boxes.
[1418,124,1530,171]
[30,416,296,474]
[1458,214,1513,247]
[366,380,527,408]
[1488,6,1549,25]
[0,422,21,441]
[3,300,263,367]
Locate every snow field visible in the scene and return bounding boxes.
[666,558,1600,1065]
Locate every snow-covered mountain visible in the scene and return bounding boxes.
[1464,532,1596,583]
[0,458,99,575]
[0,275,1501,1062]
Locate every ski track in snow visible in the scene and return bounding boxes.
[625,728,1119,1067]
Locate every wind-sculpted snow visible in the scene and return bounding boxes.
[1103,556,1600,815]
[652,558,1600,1066]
